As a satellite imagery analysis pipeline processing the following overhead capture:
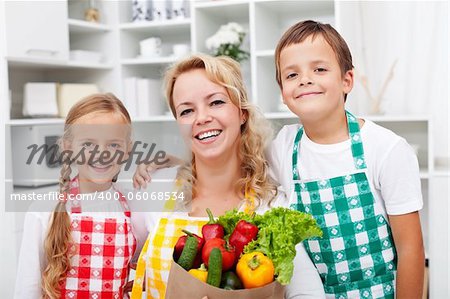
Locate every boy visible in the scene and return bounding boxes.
[270,20,424,298]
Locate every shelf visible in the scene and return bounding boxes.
[121,56,179,65]
[264,112,297,119]
[132,115,175,122]
[7,57,113,70]
[194,0,250,9]
[68,19,111,33]
[119,19,191,32]
[254,0,334,15]
[361,115,430,122]
[255,50,275,58]
[7,118,65,126]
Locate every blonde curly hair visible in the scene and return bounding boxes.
[41,93,131,298]
[164,54,278,210]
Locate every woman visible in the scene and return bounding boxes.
[130,54,324,298]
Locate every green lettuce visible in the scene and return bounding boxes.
[244,207,322,285]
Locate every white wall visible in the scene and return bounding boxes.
[339,1,449,161]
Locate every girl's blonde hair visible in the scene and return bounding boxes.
[42,93,131,299]
[164,54,278,209]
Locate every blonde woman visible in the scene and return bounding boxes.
[131,55,324,298]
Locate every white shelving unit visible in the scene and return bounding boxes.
[1,1,447,297]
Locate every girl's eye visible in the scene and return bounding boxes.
[179,108,193,117]
[82,142,94,148]
[211,99,225,106]
[109,143,121,149]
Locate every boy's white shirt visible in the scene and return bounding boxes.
[132,167,326,298]
[268,120,423,218]
[13,186,145,299]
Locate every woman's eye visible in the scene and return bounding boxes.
[179,109,193,117]
[211,99,225,106]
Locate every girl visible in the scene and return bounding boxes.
[15,93,139,299]
[130,55,325,298]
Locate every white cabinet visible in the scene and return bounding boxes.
[4,1,69,61]
[1,1,448,297]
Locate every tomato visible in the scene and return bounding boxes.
[202,238,236,272]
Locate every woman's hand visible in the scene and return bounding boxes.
[133,154,183,189]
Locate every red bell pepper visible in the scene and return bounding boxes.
[173,230,204,268]
[202,237,236,272]
[202,208,225,241]
[229,220,259,260]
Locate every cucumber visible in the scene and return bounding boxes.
[206,248,222,287]
[177,236,198,270]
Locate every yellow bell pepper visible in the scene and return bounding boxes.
[188,264,208,283]
[236,252,274,289]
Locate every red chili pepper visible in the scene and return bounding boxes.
[229,220,259,260]
[173,230,204,268]
[202,208,225,241]
[202,237,236,271]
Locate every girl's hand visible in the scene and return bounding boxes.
[123,262,141,298]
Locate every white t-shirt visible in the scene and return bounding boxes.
[14,186,147,299]
[268,120,423,217]
[131,167,326,298]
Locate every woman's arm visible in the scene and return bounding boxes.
[285,243,325,299]
[388,212,425,299]
[133,154,183,189]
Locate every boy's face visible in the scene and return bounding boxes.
[279,35,353,122]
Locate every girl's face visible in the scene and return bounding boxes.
[172,69,245,163]
[66,112,130,190]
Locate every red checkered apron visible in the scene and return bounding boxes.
[59,177,137,299]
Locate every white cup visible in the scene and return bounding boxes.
[140,37,162,57]
[172,44,190,57]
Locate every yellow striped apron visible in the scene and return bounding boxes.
[131,191,255,298]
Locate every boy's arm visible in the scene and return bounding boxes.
[388,212,425,299]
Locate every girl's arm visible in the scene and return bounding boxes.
[388,212,425,299]
[14,212,49,299]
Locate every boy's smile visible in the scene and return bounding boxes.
[279,35,353,124]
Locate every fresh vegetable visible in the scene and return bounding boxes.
[229,220,259,260]
[202,238,236,272]
[174,230,204,268]
[244,207,323,285]
[188,264,208,283]
[236,252,274,289]
[206,248,222,287]
[202,208,225,241]
[217,209,260,236]
[220,271,243,290]
[177,236,199,270]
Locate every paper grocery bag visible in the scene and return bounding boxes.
[166,261,285,299]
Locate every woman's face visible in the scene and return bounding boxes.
[172,69,245,163]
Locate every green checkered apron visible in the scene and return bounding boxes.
[290,111,397,299]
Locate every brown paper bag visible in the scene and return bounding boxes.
[166,261,285,299]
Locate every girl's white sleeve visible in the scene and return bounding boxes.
[285,243,325,298]
[14,212,50,299]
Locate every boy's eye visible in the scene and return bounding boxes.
[315,68,327,72]
[179,108,193,117]
[286,73,297,80]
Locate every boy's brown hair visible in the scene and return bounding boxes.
[275,20,354,89]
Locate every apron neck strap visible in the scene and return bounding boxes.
[65,175,130,216]
[292,110,367,181]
